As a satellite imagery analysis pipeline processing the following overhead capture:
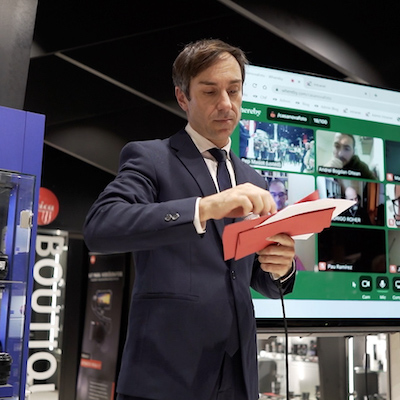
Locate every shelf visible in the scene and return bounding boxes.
[0,384,13,398]
[259,352,319,363]
[0,281,24,285]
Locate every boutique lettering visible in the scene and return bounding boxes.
[27,235,65,393]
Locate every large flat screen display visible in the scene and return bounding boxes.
[231,64,400,333]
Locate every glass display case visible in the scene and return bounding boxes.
[257,332,389,400]
[258,334,320,400]
[0,169,36,399]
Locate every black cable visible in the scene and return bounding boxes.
[276,279,290,400]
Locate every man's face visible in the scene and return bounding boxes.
[269,181,287,211]
[394,185,400,221]
[333,133,354,166]
[345,187,358,202]
[175,53,242,148]
[345,187,359,211]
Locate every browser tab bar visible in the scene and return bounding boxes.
[243,65,400,125]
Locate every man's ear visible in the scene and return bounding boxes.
[175,87,189,111]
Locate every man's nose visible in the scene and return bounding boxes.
[217,91,232,111]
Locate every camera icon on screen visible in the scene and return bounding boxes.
[393,278,400,292]
[359,276,372,292]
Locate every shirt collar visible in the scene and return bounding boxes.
[185,123,232,159]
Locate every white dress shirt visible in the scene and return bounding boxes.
[185,123,236,190]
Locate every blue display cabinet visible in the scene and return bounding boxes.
[0,106,45,399]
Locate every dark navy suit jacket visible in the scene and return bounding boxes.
[84,129,295,400]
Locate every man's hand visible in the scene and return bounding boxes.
[199,182,277,223]
[256,233,295,279]
[324,157,343,168]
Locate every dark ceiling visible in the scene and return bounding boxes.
[25,0,400,175]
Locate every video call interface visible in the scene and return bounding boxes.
[234,65,400,311]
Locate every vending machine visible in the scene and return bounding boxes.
[0,106,45,399]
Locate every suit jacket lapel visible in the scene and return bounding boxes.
[170,130,216,197]
[230,151,251,186]
[170,130,227,238]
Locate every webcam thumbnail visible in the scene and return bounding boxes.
[317,177,385,226]
[316,130,384,181]
[256,170,315,271]
[318,226,386,273]
[386,183,400,228]
[386,140,400,182]
[240,120,315,173]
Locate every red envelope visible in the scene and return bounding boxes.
[222,191,355,261]
[234,207,334,260]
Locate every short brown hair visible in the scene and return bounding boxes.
[172,39,248,99]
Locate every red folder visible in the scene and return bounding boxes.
[222,191,355,261]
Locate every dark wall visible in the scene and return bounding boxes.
[40,144,114,233]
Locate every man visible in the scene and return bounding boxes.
[301,141,314,172]
[268,178,306,270]
[393,184,400,226]
[84,39,296,400]
[324,132,376,180]
[253,128,269,160]
[268,179,288,211]
[341,186,371,225]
